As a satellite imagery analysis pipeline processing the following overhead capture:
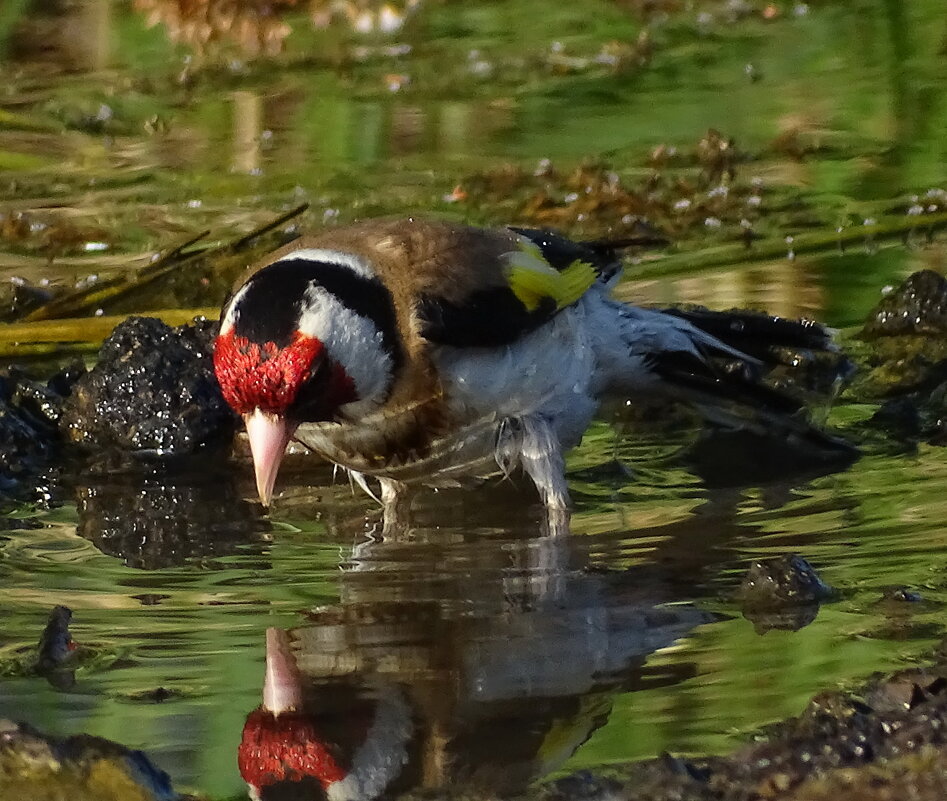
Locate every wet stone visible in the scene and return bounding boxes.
[35,605,75,672]
[0,363,82,495]
[862,270,947,339]
[882,587,924,603]
[0,720,175,801]
[736,554,836,609]
[59,316,235,455]
[535,644,947,801]
[867,379,947,444]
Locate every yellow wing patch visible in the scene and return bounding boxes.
[506,239,597,312]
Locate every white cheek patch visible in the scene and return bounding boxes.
[286,248,377,280]
[298,283,393,405]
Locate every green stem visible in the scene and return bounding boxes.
[0,308,219,354]
[630,211,947,280]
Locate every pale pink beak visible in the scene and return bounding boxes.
[263,628,303,715]
[244,409,295,506]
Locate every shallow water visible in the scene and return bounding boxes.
[4,0,947,799]
[3,433,947,798]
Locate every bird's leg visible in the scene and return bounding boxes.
[506,415,572,536]
[543,505,572,538]
[379,478,414,540]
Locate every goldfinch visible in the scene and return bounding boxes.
[214,217,842,527]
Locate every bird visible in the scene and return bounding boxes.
[213,217,846,533]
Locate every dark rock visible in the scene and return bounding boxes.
[528,637,947,801]
[853,271,947,400]
[0,396,51,480]
[13,376,68,429]
[59,316,235,455]
[0,363,83,497]
[867,380,947,445]
[882,586,924,603]
[546,770,623,801]
[870,396,923,437]
[0,719,175,801]
[35,605,76,672]
[46,361,86,399]
[862,270,947,339]
[0,365,79,494]
[736,554,835,609]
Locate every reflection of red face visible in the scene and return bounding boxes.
[238,708,345,792]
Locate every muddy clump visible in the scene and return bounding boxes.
[736,554,835,633]
[862,269,947,340]
[857,270,947,396]
[853,270,947,444]
[60,316,234,456]
[539,646,947,801]
[0,363,83,496]
[0,719,175,801]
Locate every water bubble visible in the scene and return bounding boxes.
[534,158,553,177]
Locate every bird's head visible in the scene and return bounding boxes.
[214,330,357,505]
[213,255,399,506]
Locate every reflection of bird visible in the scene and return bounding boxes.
[237,529,713,799]
[238,629,413,801]
[213,218,843,530]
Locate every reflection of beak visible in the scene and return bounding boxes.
[263,628,303,715]
[244,409,294,506]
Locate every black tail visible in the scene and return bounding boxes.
[661,306,837,362]
[644,317,856,459]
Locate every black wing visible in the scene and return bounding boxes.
[418,227,648,348]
